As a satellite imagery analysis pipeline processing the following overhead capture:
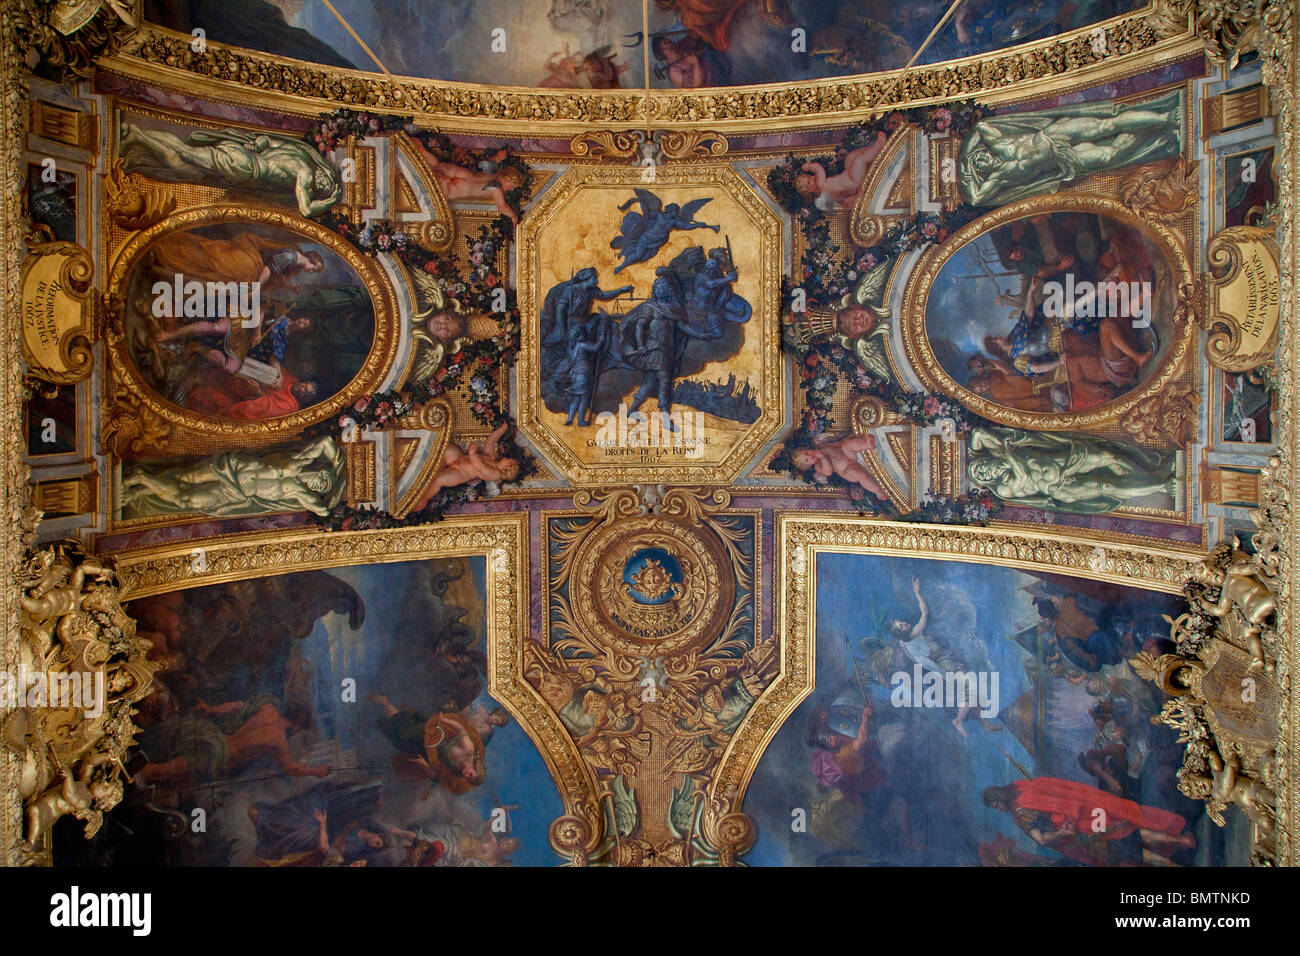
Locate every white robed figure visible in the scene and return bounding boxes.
[887,578,996,736]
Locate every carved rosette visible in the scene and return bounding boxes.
[535,488,771,864]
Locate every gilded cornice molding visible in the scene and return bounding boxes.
[1252,0,1297,866]
[92,9,1198,132]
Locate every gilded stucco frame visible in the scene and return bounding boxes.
[104,204,401,446]
[517,163,783,485]
[100,514,600,855]
[735,513,1205,816]
[900,193,1198,431]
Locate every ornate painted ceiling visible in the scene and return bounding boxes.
[1,0,1296,871]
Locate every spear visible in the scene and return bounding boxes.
[843,629,881,748]
[993,742,1032,780]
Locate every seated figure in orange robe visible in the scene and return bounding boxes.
[188,367,316,420]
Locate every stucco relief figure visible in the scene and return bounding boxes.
[966,426,1176,514]
[119,120,343,217]
[610,189,718,274]
[958,91,1182,206]
[120,435,346,518]
[1191,542,1278,673]
[540,267,634,349]
[24,751,120,846]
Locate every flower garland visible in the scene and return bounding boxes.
[308,109,406,152]
[769,104,985,311]
[308,109,534,228]
[303,175,532,528]
[767,103,984,220]
[765,104,998,522]
[785,204,982,312]
[774,258,999,522]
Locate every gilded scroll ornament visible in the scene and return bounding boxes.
[11,0,141,78]
[20,240,95,386]
[537,488,769,864]
[104,162,175,232]
[656,131,728,160]
[1119,384,1200,446]
[390,132,455,253]
[570,130,644,160]
[1119,159,1199,225]
[1204,225,1282,372]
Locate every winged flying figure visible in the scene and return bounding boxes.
[610,189,719,274]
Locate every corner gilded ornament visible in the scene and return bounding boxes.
[11,0,141,79]
[1134,457,1290,865]
[3,542,159,866]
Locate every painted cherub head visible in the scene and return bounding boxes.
[789,447,822,474]
[496,166,525,190]
[428,311,469,344]
[793,172,820,199]
[837,304,878,338]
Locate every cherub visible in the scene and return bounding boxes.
[794,131,889,211]
[539,44,626,89]
[414,144,524,225]
[1192,542,1277,673]
[411,422,520,512]
[21,552,112,624]
[1210,749,1276,832]
[790,433,886,501]
[25,750,120,845]
[20,551,113,662]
